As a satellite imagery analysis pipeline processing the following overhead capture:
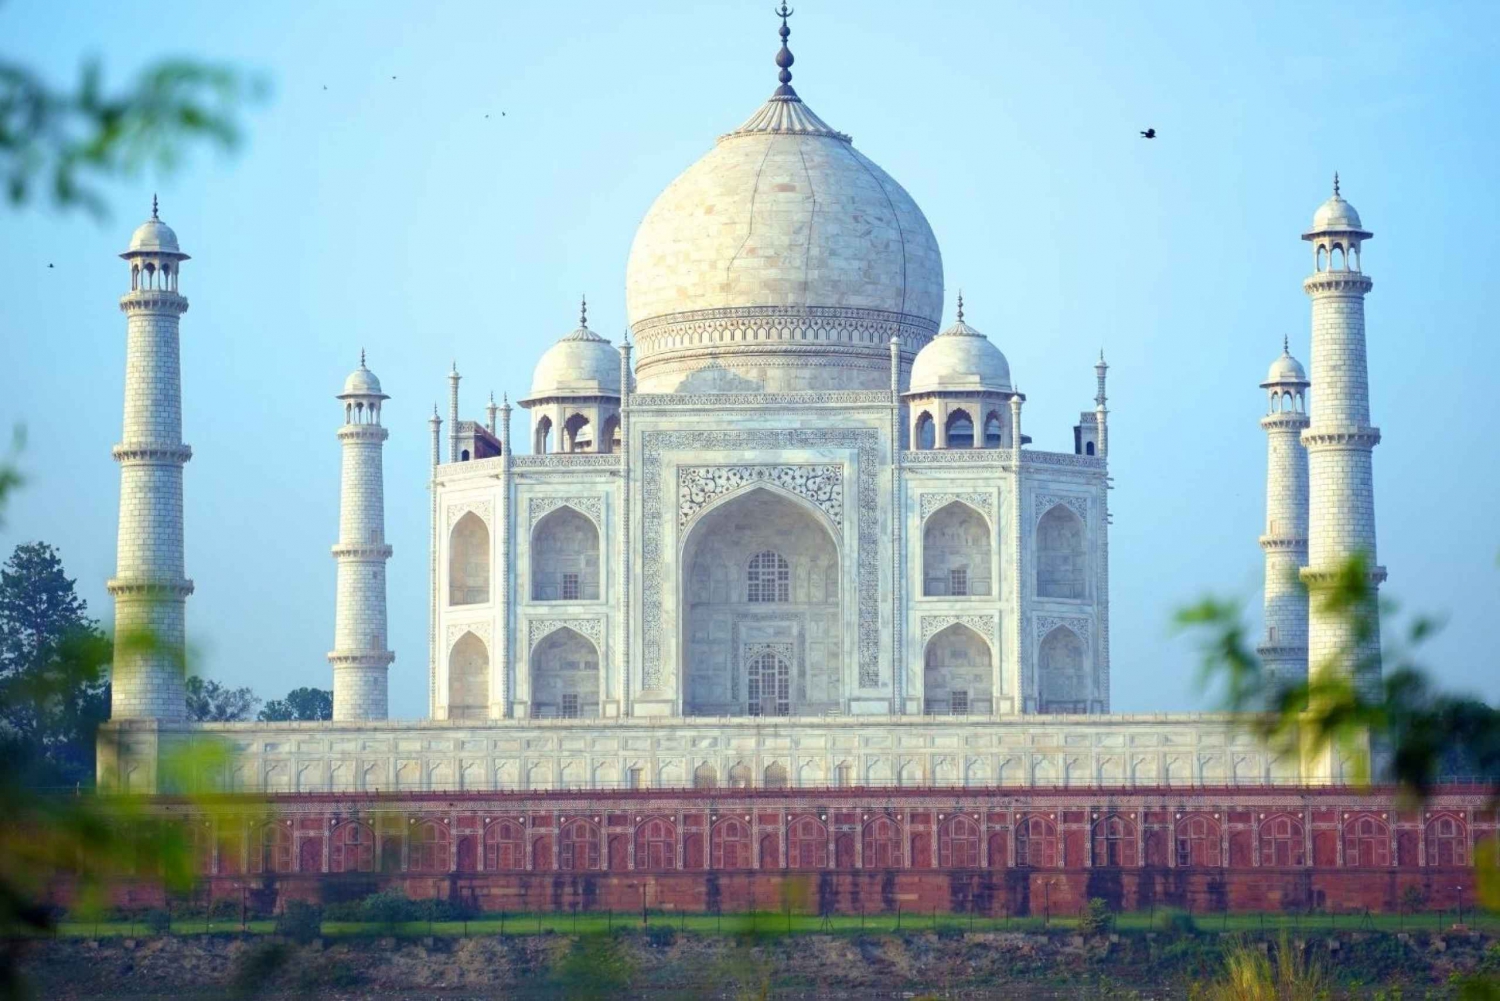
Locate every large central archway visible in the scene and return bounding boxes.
[680,486,841,716]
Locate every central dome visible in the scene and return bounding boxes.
[625,46,943,394]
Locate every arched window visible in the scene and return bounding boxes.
[763,761,789,788]
[983,412,1004,448]
[563,413,592,453]
[1258,814,1304,867]
[746,550,790,603]
[945,409,975,448]
[1175,814,1221,867]
[449,512,490,605]
[530,626,599,719]
[923,501,991,597]
[693,763,717,789]
[1014,815,1058,868]
[534,416,553,454]
[1038,625,1089,713]
[915,411,936,449]
[635,818,676,870]
[484,820,526,870]
[788,817,828,868]
[131,264,140,290]
[410,821,450,872]
[1426,815,1467,867]
[862,817,902,869]
[1092,815,1137,867]
[253,822,293,874]
[747,649,790,717]
[923,623,993,715]
[559,819,602,871]
[712,818,753,869]
[531,506,600,601]
[1316,245,1326,272]
[1332,245,1345,270]
[939,816,982,868]
[1085,441,1095,455]
[1036,504,1086,599]
[728,763,752,788]
[448,631,489,720]
[330,822,375,873]
[1342,814,1390,867]
[600,415,620,454]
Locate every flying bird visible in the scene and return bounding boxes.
[1140,128,1156,139]
[47,263,54,269]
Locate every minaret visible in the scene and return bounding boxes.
[1300,174,1384,704]
[329,353,394,721]
[1258,338,1311,688]
[108,197,193,722]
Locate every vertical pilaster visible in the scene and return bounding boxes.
[495,397,513,719]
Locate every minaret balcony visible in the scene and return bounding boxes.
[1300,428,1381,450]
[111,442,193,464]
[1301,272,1373,295]
[330,542,393,560]
[118,290,189,314]
[106,575,194,598]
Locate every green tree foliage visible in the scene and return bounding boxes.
[1,58,263,216]
[184,675,260,722]
[258,687,332,722]
[0,542,110,785]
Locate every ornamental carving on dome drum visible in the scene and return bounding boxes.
[678,464,843,529]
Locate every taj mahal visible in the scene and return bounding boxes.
[97,11,1386,795]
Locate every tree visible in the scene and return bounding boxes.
[258,687,332,722]
[1,58,263,216]
[184,675,259,722]
[0,542,110,785]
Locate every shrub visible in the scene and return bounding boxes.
[1079,898,1115,937]
[361,889,419,927]
[646,925,676,949]
[275,900,323,944]
[141,909,171,935]
[208,898,242,923]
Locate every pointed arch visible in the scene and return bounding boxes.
[1091,814,1137,867]
[939,815,982,868]
[923,622,993,715]
[712,817,753,869]
[862,816,902,869]
[1037,625,1089,713]
[914,410,936,449]
[922,500,991,597]
[563,412,592,453]
[531,505,600,601]
[983,410,1004,448]
[600,413,621,454]
[410,820,450,872]
[693,763,718,789]
[448,631,489,720]
[788,816,828,868]
[1036,504,1085,599]
[449,511,490,605]
[635,816,676,870]
[252,822,293,874]
[529,625,598,719]
[558,818,602,870]
[484,820,526,871]
[534,415,553,454]
[763,761,789,788]
[945,407,975,448]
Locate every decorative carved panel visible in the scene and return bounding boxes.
[445,621,492,652]
[678,464,843,529]
[918,614,998,647]
[527,617,604,652]
[919,491,993,523]
[1034,494,1087,524]
[528,495,602,530]
[445,500,493,529]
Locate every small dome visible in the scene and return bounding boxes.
[527,321,621,401]
[908,306,1012,395]
[1262,341,1308,387]
[128,217,180,253]
[1311,194,1362,232]
[339,355,388,398]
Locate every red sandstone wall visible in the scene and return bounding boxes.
[121,786,1494,915]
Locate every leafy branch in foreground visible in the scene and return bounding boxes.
[0,58,265,216]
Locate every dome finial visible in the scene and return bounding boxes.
[956,290,964,323]
[1283,334,1290,355]
[1333,171,1340,197]
[360,347,367,368]
[151,193,159,220]
[774,3,796,95]
[580,293,588,328]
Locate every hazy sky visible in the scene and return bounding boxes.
[3,1,1496,718]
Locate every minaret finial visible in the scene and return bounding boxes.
[580,293,588,328]
[774,4,796,95]
[956,290,964,323]
[1333,171,1340,197]
[360,347,366,368]
[1283,334,1290,354]
[151,193,159,220]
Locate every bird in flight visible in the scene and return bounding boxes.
[1140,128,1156,139]
[47,263,54,269]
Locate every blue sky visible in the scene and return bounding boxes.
[2,1,1496,718]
